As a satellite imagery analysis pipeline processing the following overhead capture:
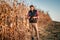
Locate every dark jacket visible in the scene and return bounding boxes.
[28,10,38,23]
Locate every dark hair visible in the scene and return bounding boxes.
[30,5,34,8]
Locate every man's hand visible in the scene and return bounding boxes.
[26,16,30,19]
[33,16,39,19]
[28,17,30,19]
[33,17,38,19]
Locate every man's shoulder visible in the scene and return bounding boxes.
[34,10,37,11]
[29,10,37,11]
[34,10,37,12]
[28,10,37,13]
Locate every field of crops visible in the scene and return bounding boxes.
[0,0,57,40]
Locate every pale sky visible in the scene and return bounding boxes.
[18,0,60,22]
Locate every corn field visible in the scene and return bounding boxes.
[0,0,53,40]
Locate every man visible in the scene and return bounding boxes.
[27,5,39,40]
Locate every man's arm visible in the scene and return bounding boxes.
[26,11,30,19]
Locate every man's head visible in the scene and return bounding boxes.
[30,5,35,11]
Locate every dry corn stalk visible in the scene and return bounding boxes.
[0,1,28,40]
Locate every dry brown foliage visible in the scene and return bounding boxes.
[0,1,52,40]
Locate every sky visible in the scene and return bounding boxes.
[18,0,60,22]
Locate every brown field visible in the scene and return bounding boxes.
[0,0,60,40]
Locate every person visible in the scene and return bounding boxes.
[27,5,39,40]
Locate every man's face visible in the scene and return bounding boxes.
[30,7,34,11]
